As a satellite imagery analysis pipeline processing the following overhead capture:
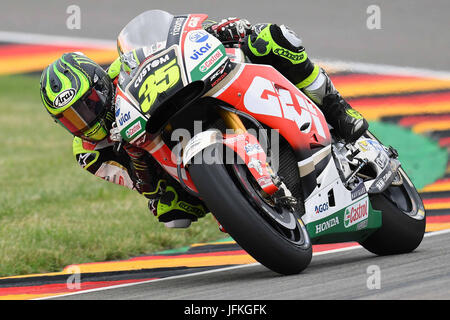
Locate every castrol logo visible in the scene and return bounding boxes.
[344,198,369,228]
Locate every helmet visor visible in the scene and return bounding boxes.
[55,88,108,137]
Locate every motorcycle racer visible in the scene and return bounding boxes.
[39,15,368,229]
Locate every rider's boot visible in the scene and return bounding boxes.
[300,67,369,143]
[124,144,208,228]
[147,181,208,228]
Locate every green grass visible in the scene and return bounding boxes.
[0,75,446,277]
[368,121,448,190]
[0,75,224,276]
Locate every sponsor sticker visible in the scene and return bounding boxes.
[315,216,340,234]
[53,88,76,108]
[190,46,227,81]
[244,142,263,156]
[314,202,329,214]
[344,198,369,228]
[209,60,229,87]
[358,140,370,151]
[374,169,393,191]
[126,121,142,138]
[368,139,385,152]
[190,43,212,60]
[273,48,306,62]
[356,219,369,230]
[120,118,146,141]
[351,182,367,200]
[189,31,209,43]
[199,49,224,72]
[117,111,131,126]
[375,153,388,168]
[248,158,264,175]
[257,176,273,189]
[211,71,228,87]
[169,17,186,36]
[188,16,201,28]
[77,152,94,169]
[142,41,167,56]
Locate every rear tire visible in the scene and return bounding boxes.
[188,145,312,275]
[360,168,426,255]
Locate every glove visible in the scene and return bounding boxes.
[241,24,316,87]
[109,121,122,142]
[241,24,305,63]
[205,17,252,43]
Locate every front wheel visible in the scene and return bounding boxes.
[359,168,426,255]
[188,144,312,275]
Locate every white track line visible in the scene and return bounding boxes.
[35,229,450,300]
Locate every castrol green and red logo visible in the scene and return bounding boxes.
[190,45,226,80]
[199,49,224,72]
[344,198,369,228]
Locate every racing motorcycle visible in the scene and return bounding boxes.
[113,10,426,275]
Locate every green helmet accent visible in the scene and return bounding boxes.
[40,52,114,141]
[40,53,94,114]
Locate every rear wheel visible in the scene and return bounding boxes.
[360,168,426,255]
[188,144,312,275]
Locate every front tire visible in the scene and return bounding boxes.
[188,145,312,275]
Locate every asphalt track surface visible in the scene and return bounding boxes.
[53,231,450,300]
[1,0,449,301]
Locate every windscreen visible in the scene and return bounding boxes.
[117,10,174,55]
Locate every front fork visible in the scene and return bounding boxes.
[219,109,247,133]
[218,109,299,209]
[218,109,280,196]
[138,109,281,196]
